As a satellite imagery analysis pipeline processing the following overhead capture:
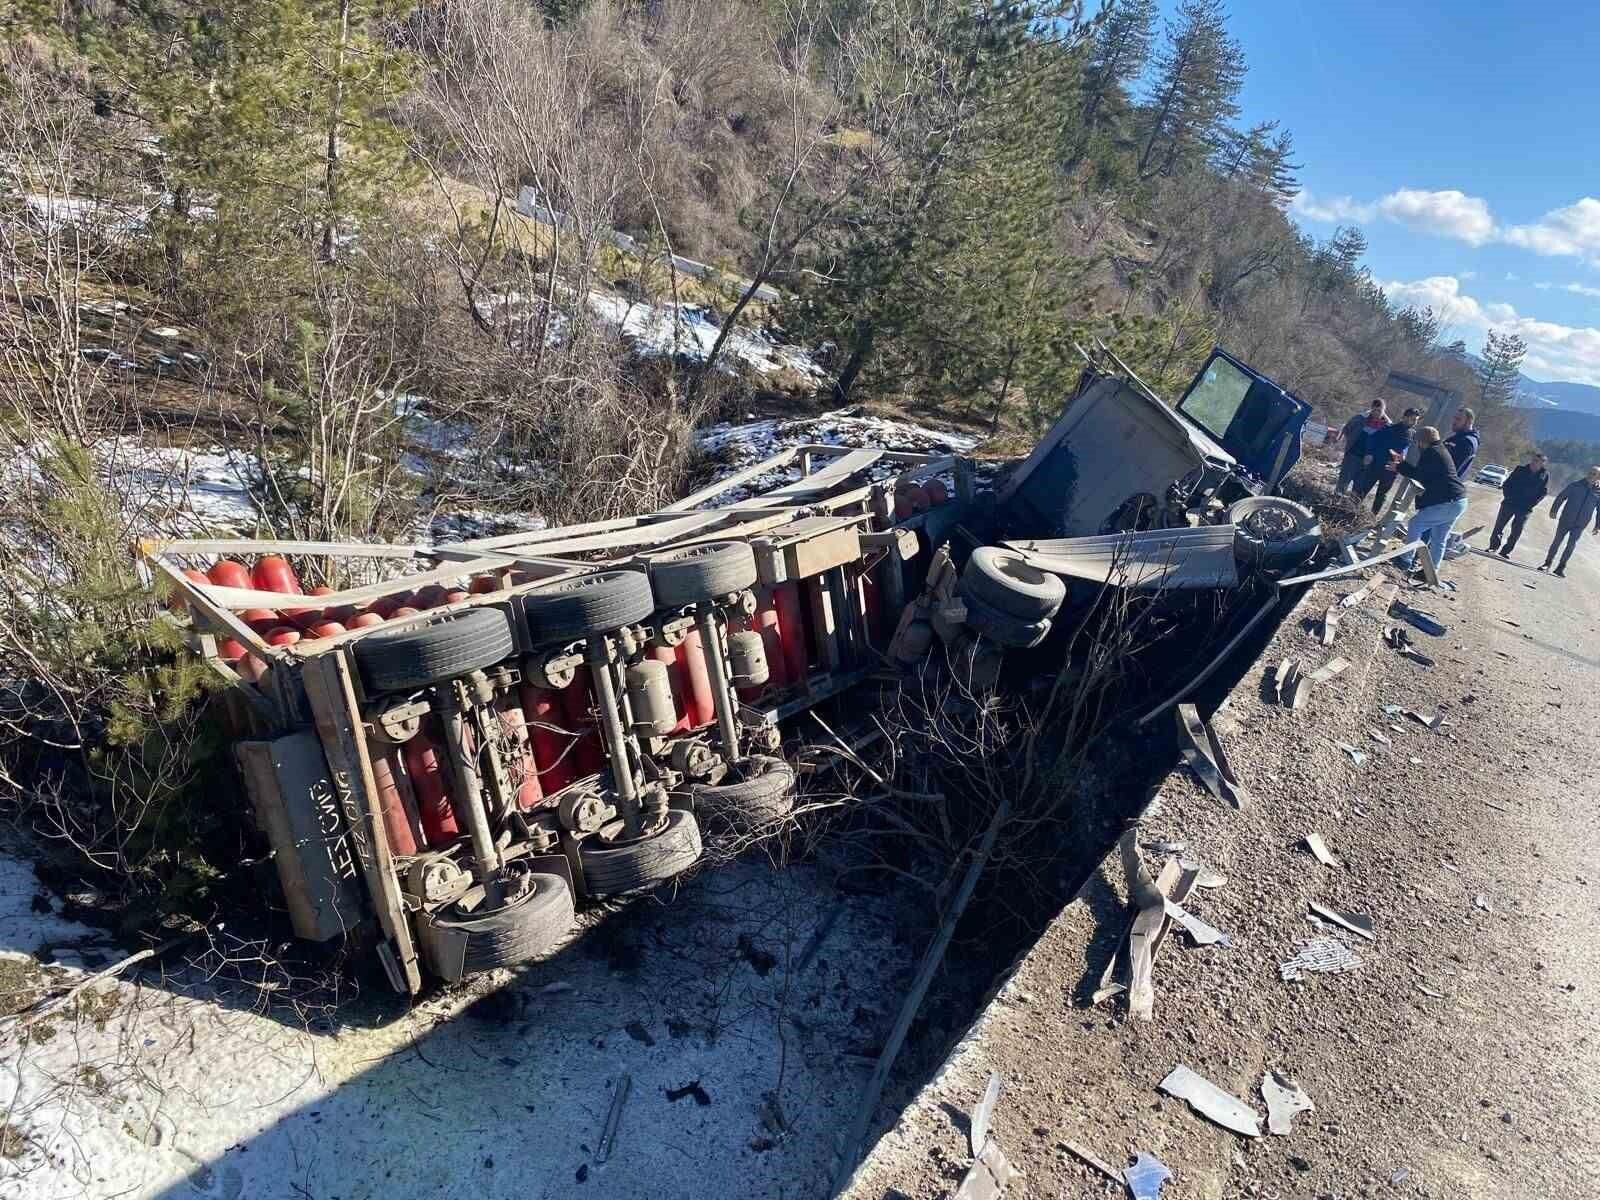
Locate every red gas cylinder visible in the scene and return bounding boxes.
[469,575,501,595]
[288,584,334,629]
[306,620,346,640]
[240,607,280,632]
[563,669,606,774]
[370,592,415,618]
[647,643,694,734]
[347,611,384,629]
[893,484,931,520]
[924,477,950,506]
[675,631,717,731]
[402,722,459,845]
[218,637,247,663]
[167,567,210,612]
[252,555,303,595]
[748,595,789,691]
[441,590,470,606]
[772,581,808,687]
[521,684,577,795]
[414,584,449,609]
[265,627,302,648]
[496,695,544,810]
[208,559,251,590]
[370,744,421,856]
[389,606,422,620]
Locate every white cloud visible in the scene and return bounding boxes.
[1549,281,1600,299]
[1380,275,1600,386]
[1503,198,1600,266]
[1290,190,1376,223]
[1374,189,1497,245]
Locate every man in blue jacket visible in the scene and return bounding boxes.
[1355,406,1422,513]
[1442,407,1479,479]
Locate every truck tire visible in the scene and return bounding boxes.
[646,541,758,607]
[354,607,515,694]
[579,809,703,896]
[1228,497,1322,573]
[424,873,575,977]
[692,757,796,831]
[960,546,1065,621]
[956,586,1052,649]
[522,569,655,646]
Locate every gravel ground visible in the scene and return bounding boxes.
[847,482,1600,1199]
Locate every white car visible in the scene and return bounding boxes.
[1474,464,1510,487]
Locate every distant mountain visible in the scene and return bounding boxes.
[1516,376,1600,414]
[1524,407,1600,444]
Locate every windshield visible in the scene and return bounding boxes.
[1180,356,1254,444]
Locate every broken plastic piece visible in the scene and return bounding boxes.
[1308,901,1375,940]
[1303,833,1342,868]
[1279,937,1361,980]
[1261,1070,1314,1136]
[1158,1065,1262,1138]
[1122,1151,1173,1199]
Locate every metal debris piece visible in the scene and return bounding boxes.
[596,1073,632,1163]
[1303,833,1343,868]
[954,1136,1013,1200]
[1061,1139,1121,1184]
[1165,901,1233,947]
[1123,1151,1173,1199]
[1158,1065,1262,1138]
[1405,708,1446,731]
[1483,799,1512,814]
[1473,894,1493,913]
[1270,659,1298,705]
[1408,756,1423,765]
[1145,839,1187,854]
[1416,983,1446,999]
[1441,860,1460,873]
[1188,862,1227,890]
[1368,729,1391,746]
[1319,604,1342,645]
[970,1072,1001,1158]
[1333,740,1367,767]
[1261,1070,1315,1136]
[1382,704,1404,715]
[1393,603,1446,637]
[1279,937,1362,980]
[1308,901,1375,941]
[1176,704,1249,809]
[1279,538,1426,585]
[1308,657,1350,685]
[1340,582,1374,609]
[1391,1167,1412,1186]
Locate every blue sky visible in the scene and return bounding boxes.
[1147,0,1600,383]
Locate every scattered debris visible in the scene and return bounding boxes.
[1393,602,1447,637]
[1176,703,1250,808]
[1404,708,1446,731]
[1303,833,1343,868]
[1340,582,1374,609]
[1483,799,1512,814]
[1333,740,1367,767]
[1307,657,1350,685]
[970,1072,1002,1158]
[1408,756,1423,765]
[1391,1167,1412,1186]
[1384,625,1436,666]
[1367,729,1392,746]
[1165,901,1233,947]
[1474,894,1493,913]
[1271,659,1299,705]
[1280,937,1362,980]
[1416,984,1446,999]
[954,1137,1014,1200]
[1060,1139,1122,1184]
[1308,901,1376,941]
[1279,538,1426,585]
[1191,865,1227,890]
[1144,839,1187,854]
[1318,604,1342,645]
[1158,1065,1263,1138]
[1261,1070,1315,1136]
[596,1073,631,1163]
[1441,860,1460,873]
[1123,1151,1174,1200]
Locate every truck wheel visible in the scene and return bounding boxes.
[960,546,1065,621]
[354,607,515,694]
[522,569,655,646]
[1228,497,1321,572]
[956,587,1052,649]
[579,809,703,896]
[692,757,796,831]
[645,541,758,607]
[423,873,575,978]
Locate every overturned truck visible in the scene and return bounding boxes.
[140,348,1315,994]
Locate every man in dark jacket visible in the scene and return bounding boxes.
[1355,406,1422,512]
[1442,407,1479,478]
[1488,451,1549,558]
[1336,399,1388,493]
[1539,467,1600,576]
[1389,426,1469,573]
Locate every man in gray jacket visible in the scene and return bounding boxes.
[1539,466,1600,576]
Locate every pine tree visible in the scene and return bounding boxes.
[1136,0,1245,179]
[1215,120,1299,204]
[1478,329,1528,408]
[1076,0,1158,151]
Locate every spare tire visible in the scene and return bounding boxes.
[960,546,1066,621]
[420,873,575,980]
[523,569,655,646]
[691,757,796,832]
[645,541,758,607]
[579,809,703,896]
[354,607,514,694]
[956,587,1052,649]
[1228,496,1322,573]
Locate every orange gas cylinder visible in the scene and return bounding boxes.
[496,695,544,810]
[252,554,303,595]
[348,611,384,629]
[647,643,694,733]
[402,722,459,845]
[208,559,251,590]
[676,631,717,731]
[563,669,606,774]
[521,684,577,795]
[370,744,421,856]
[772,581,808,687]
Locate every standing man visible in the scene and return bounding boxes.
[1389,426,1468,575]
[1539,466,1600,577]
[1488,451,1549,558]
[1442,407,1479,478]
[1336,399,1388,493]
[1355,406,1422,513]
